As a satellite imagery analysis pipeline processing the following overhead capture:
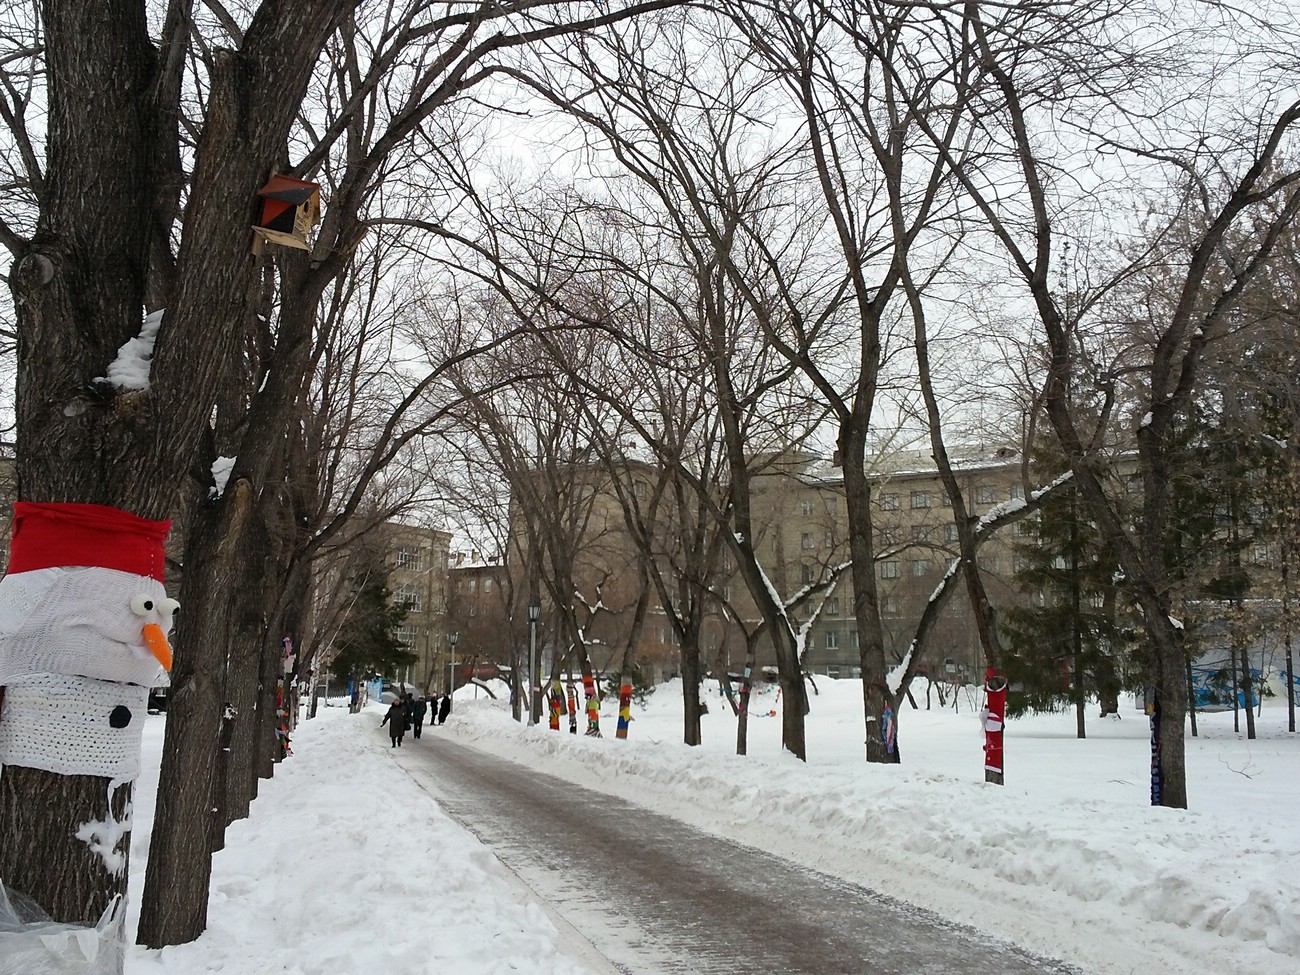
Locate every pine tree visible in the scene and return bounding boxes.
[327,570,416,685]
[1001,449,1130,733]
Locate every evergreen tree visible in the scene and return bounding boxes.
[1001,449,1130,729]
[327,569,416,684]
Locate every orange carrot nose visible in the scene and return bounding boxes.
[143,622,173,672]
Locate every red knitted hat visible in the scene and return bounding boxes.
[7,502,171,582]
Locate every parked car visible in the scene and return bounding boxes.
[148,686,168,713]
[380,680,418,705]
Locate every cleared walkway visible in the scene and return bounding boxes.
[398,737,1081,975]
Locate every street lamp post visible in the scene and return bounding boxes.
[448,630,459,714]
[527,601,541,726]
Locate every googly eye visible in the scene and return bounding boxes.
[158,597,180,619]
[130,594,157,617]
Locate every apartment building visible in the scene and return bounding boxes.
[382,521,454,692]
[756,449,1025,680]
[446,550,512,678]
[500,448,1030,684]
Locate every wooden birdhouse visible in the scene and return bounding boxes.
[253,174,321,251]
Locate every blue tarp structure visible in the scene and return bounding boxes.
[1190,660,1261,711]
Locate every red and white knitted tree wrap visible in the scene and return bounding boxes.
[0,502,174,688]
[0,503,175,778]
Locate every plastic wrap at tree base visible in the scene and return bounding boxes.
[0,880,126,975]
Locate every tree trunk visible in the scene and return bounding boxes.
[735,650,755,757]
[137,491,244,946]
[0,768,132,924]
[1239,643,1257,740]
[1152,625,1190,808]
[839,428,891,764]
[211,704,237,853]
[222,633,263,828]
[681,631,704,746]
[0,0,354,949]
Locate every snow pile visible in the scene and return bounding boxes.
[126,706,596,974]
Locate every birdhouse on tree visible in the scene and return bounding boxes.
[253,174,321,251]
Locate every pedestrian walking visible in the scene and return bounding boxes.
[380,698,407,747]
[412,695,428,739]
[404,693,419,737]
[438,691,451,725]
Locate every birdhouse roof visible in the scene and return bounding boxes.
[257,174,320,205]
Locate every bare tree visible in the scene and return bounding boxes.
[0,0,353,957]
[913,1,1300,807]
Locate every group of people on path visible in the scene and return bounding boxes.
[380,691,450,747]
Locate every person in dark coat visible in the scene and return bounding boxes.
[412,695,428,739]
[380,698,407,747]
[437,691,451,724]
[403,693,418,736]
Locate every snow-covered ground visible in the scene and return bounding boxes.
[124,679,1300,974]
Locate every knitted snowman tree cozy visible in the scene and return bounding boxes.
[0,501,177,856]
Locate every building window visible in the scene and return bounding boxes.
[880,493,899,511]
[879,560,900,579]
[1009,484,1024,501]
[912,526,932,543]
[483,578,493,592]
[633,480,647,498]
[911,491,932,509]
[850,629,860,649]
[824,630,839,650]
[396,625,417,646]
[394,585,421,613]
[945,523,960,542]
[801,499,814,516]
[881,594,899,614]
[801,563,816,584]
[912,559,932,576]
[1126,476,1142,494]
[395,546,423,571]
[826,597,840,616]
[976,484,997,504]
[801,532,815,550]
[825,531,835,549]
[1014,518,1036,538]
[805,632,816,650]
[880,527,900,546]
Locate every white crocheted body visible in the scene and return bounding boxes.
[0,674,147,779]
